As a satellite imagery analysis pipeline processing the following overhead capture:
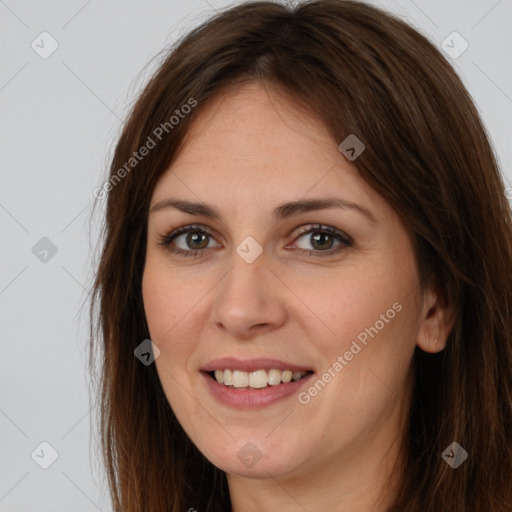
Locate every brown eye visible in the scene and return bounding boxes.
[159,225,220,258]
[293,224,353,256]
[159,223,352,259]
[184,231,210,250]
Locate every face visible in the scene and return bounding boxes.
[142,82,428,482]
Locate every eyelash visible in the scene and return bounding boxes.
[158,223,353,259]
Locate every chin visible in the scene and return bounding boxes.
[198,435,308,479]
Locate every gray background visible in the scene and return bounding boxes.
[1,0,511,510]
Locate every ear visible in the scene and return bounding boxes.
[416,283,455,354]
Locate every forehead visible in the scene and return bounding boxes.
[151,82,390,224]
[176,83,337,169]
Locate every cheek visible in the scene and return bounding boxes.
[142,261,188,360]
[299,269,386,351]
[142,252,197,335]
[142,269,173,339]
[142,259,212,373]
[303,261,418,374]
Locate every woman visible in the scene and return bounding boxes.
[89,0,512,510]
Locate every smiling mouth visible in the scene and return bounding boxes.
[207,369,314,389]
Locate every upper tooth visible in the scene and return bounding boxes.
[249,370,268,388]
[281,370,292,383]
[223,369,233,386]
[213,368,307,387]
[232,370,249,388]
[267,369,282,385]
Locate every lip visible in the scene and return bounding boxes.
[201,357,313,373]
[200,369,315,409]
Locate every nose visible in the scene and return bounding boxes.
[210,256,288,340]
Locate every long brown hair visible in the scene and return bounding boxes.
[88,1,512,510]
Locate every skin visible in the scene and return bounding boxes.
[142,82,454,512]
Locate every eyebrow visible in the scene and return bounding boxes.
[149,196,378,223]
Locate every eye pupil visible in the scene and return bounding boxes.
[311,232,333,250]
